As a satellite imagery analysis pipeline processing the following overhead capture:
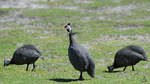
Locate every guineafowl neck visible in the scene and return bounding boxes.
[10,59,15,64]
[69,33,76,45]
[113,64,119,69]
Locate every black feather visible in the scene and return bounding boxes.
[108,45,147,72]
[67,27,95,80]
[7,44,44,71]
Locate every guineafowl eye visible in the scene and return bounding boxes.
[4,60,10,66]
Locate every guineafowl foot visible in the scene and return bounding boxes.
[78,77,84,80]
[32,67,36,71]
[32,63,36,71]
[132,65,135,71]
[26,64,29,71]
[32,69,35,72]
[78,72,84,80]
[79,76,84,81]
[123,66,126,71]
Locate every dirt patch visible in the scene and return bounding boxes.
[80,5,138,22]
[74,0,94,4]
[0,0,50,9]
[112,0,121,3]
[0,11,8,16]
[0,33,8,37]
[44,30,54,34]
[145,7,150,11]
[143,63,150,68]
[104,5,135,14]
[48,0,56,2]
[118,26,139,31]
[96,58,113,66]
[58,6,79,10]
[96,75,105,79]
[85,7,103,14]
[120,72,128,76]
[136,16,150,22]
[0,27,12,31]
[80,16,93,22]
[81,16,112,22]
[22,23,52,29]
[81,4,145,22]
[98,16,108,20]
[35,36,49,39]
[16,42,24,47]
[26,30,41,33]
[95,34,150,42]
[115,25,144,31]
[82,4,136,15]
[0,10,41,25]
[96,59,105,66]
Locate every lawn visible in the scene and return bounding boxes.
[0,0,150,84]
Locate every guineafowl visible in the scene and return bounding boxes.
[64,23,95,80]
[108,45,147,72]
[4,44,44,71]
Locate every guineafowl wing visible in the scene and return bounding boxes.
[13,48,40,64]
[123,50,145,65]
[129,46,147,61]
[23,44,44,60]
[114,49,144,68]
[127,50,144,60]
[69,45,89,71]
[23,44,42,56]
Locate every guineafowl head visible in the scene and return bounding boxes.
[64,23,72,33]
[4,59,10,66]
[108,65,114,72]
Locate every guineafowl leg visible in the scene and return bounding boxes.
[123,66,126,71]
[26,64,29,71]
[79,72,84,80]
[32,63,36,71]
[132,65,135,71]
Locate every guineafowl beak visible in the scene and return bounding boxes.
[4,60,10,66]
[64,26,70,32]
[64,25,67,29]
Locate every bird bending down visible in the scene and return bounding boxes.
[64,23,95,80]
[108,45,148,72]
[4,44,44,71]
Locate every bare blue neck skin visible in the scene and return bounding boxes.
[4,60,10,66]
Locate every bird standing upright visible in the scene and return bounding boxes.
[64,23,95,80]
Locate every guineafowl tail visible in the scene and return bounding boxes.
[40,56,45,61]
[142,55,148,61]
[87,57,95,78]
[87,67,95,78]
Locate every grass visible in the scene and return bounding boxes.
[0,0,150,84]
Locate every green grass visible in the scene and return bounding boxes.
[0,0,150,84]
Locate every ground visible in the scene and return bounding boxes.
[0,0,150,84]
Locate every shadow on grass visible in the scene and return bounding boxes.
[49,78,84,82]
[103,70,122,73]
